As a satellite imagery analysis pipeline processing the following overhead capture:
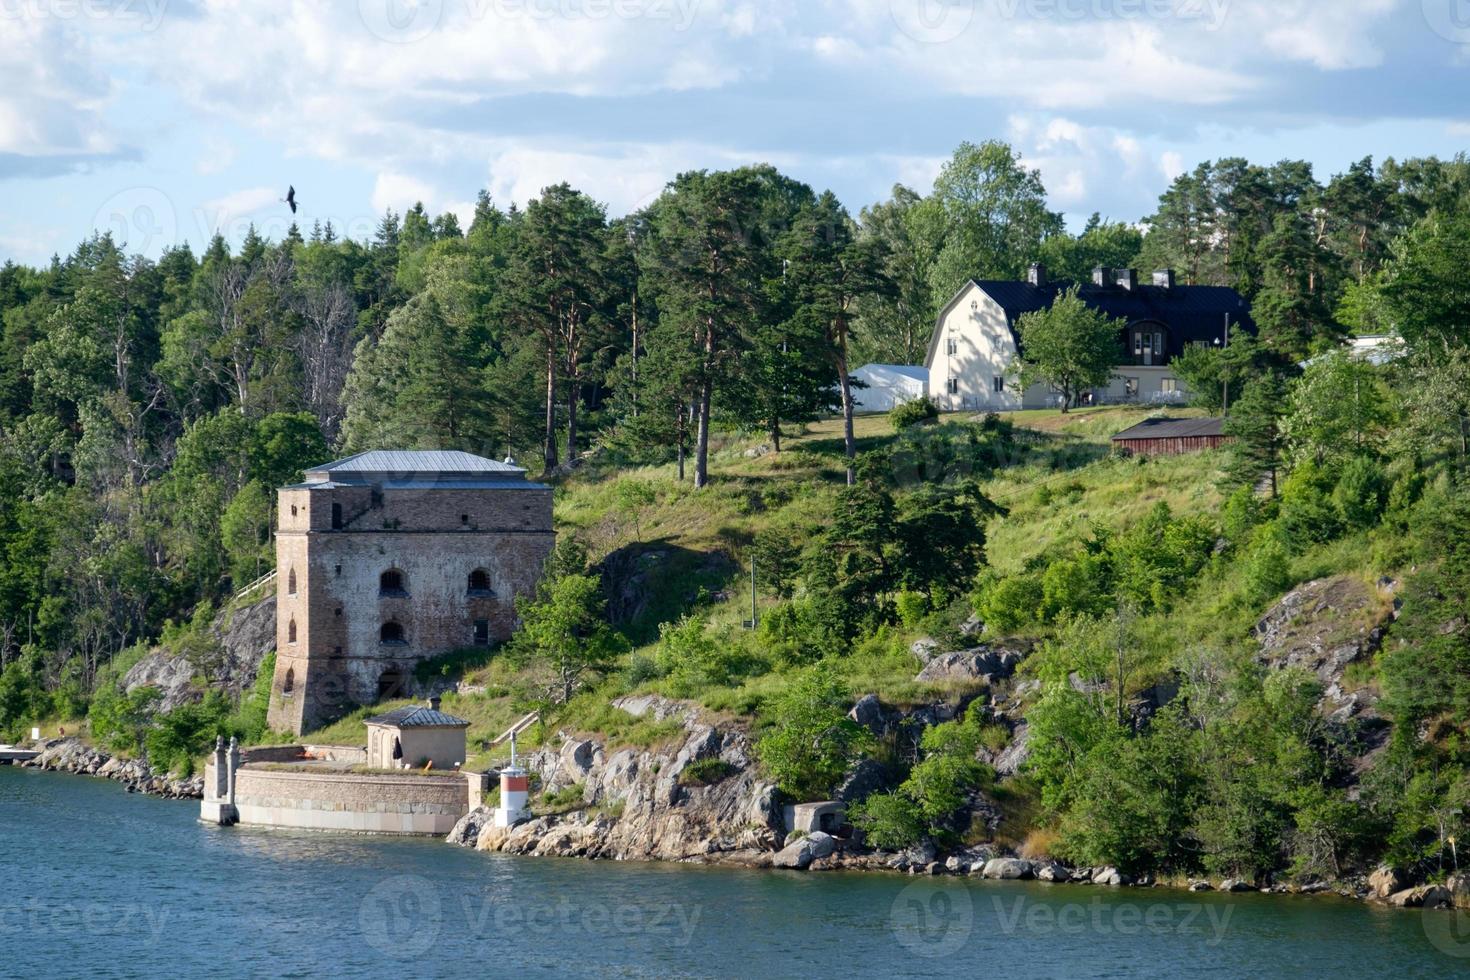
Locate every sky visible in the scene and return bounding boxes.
[2,0,1470,265]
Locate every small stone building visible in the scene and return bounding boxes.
[266,450,554,735]
[366,698,469,770]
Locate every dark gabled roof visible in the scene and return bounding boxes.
[974,278,1253,358]
[365,705,470,728]
[1111,416,1226,441]
[294,450,547,491]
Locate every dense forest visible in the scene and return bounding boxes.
[6,139,1470,885]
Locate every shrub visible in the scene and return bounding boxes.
[974,573,1043,633]
[755,670,872,800]
[1244,531,1293,604]
[851,790,925,850]
[889,396,939,432]
[679,758,736,786]
[1332,455,1387,529]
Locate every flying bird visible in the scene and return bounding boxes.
[282,185,298,214]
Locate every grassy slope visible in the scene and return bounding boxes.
[301,404,1390,770]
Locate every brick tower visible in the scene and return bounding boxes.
[266,450,554,735]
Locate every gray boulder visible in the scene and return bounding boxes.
[1091,867,1130,886]
[772,831,835,870]
[446,806,493,847]
[1367,865,1404,901]
[1034,863,1070,882]
[1218,879,1253,893]
[982,857,1034,880]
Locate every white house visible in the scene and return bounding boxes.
[850,364,928,413]
[925,264,1254,412]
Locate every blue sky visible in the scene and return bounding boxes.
[3,0,1469,264]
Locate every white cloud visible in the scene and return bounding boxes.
[1159,150,1186,182]
[372,172,440,215]
[197,186,283,232]
[0,19,118,167]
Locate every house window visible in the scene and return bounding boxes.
[1124,377,1139,398]
[947,378,959,395]
[380,569,406,596]
[380,621,406,644]
[331,502,343,529]
[473,619,490,646]
[290,505,298,517]
[992,376,1004,394]
[947,338,958,355]
[287,568,297,596]
[282,668,294,695]
[461,513,469,525]
[287,619,297,644]
[468,569,493,595]
[1162,378,1180,394]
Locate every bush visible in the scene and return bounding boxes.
[755,670,872,800]
[1244,531,1293,603]
[889,396,939,432]
[1332,455,1387,529]
[851,790,925,850]
[973,573,1044,633]
[678,757,736,786]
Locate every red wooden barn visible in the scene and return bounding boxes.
[1111,416,1232,456]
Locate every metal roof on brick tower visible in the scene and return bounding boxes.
[292,450,545,490]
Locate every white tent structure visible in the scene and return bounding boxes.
[850,364,929,413]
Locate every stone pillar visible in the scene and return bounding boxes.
[211,735,229,801]
[227,736,240,803]
[464,770,492,811]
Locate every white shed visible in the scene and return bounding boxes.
[850,364,929,413]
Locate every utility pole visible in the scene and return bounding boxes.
[743,557,758,629]
[1222,312,1230,417]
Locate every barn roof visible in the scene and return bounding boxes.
[365,704,470,728]
[1111,416,1226,441]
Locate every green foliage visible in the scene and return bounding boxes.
[1016,286,1122,411]
[851,707,990,849]
[889,396,938,431]
[755,669,872,800]
[510,569,629,705]
[678,757,737,786]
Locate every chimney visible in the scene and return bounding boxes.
[1092,266,1111,287]
[1027,262,1047,287]
[1116,268,1138,291]
[428,696,441,712]
[1152,269,1176,289]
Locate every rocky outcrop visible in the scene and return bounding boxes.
[1367,865,1404,900]
[123,594,276,712]
[912,641,1030,685]
[1386,885,1452,909]
[1254,576,1393,723]
[22,737,202,799]
[461,695,784,864]
[981,857,1034,880]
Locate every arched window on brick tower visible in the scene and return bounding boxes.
[287,568,297,595]
[467,569,493,595]
[380,569,406,596]
[380,621,406,644]
[283,667,294,694]
[288,619,297,644]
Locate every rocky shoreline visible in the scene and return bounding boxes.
[19,737,204,800]
[444,691,1470,913]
